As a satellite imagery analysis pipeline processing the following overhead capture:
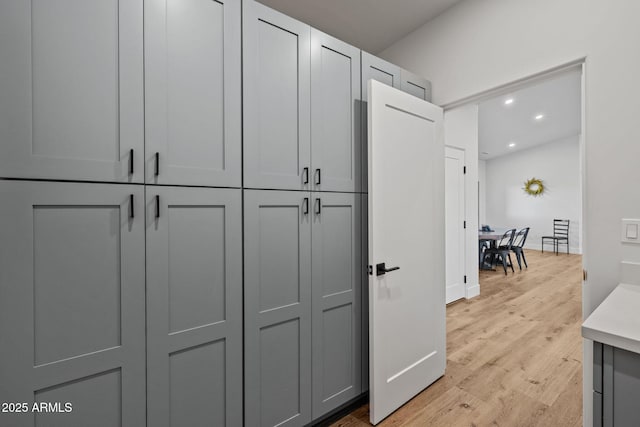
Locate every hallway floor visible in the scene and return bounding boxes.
[333,249,583,427]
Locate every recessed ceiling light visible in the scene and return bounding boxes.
[535,114,545,120]
[504,98,514,105]
[508,143,516,148]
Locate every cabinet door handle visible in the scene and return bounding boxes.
[155,195,160,218]
[303,167,309,184]
[129,194,134,218]
[303,197,309,215]
[129,149,134,175]
[154,152,160,176]
[315,198,321,215]
[315,168,321,185]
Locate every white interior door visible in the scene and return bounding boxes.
[445,147,466,303]
[368,80,445,425]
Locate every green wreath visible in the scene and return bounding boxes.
[523,177,545,196]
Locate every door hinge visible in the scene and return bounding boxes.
[463,166,466,174]
[463,220,466,229]
[583,270,587,281]
[464,275,467,284]
[368,265,373,276]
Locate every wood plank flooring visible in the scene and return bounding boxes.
[332,249,583,427]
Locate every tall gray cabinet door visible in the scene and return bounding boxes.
[400,69,433,102]
[0,1,144,183]
[311,193,362,418]
[361,52,402,194]
[243,2,311,191]
[0,181,145,427]
[244,190,312,426]
[311,30,361,193]
[146,186,242,427]
[145,0,241,187]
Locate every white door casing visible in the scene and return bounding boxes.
[445,146,466,304]
[368,80,446,425]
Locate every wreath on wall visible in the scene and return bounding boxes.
[523,177,545,197]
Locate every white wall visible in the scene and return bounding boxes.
[478,159,486,226]
[380,2,640,424]
[444,104,479,299]
[485,136,581,254]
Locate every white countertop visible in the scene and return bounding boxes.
[582,283,640,354]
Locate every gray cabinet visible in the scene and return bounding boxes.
[244,190,362,425]
[244,190,312,426]
[311,193,362,417]
[361,52,402,194]
[0,181,146,427]
[146,186,243,427]
[401,69,433,102]
[0,0,144,183]
[243,2,311,191]
[311,30,361,193]
[145,0,241,187]
[593,341,640,427]
[361,52,402,100]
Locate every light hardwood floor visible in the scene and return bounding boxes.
[332,249,583,427]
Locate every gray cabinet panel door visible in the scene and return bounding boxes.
[243,2,311,191]
[361,53,402,194]
[609,345,640,427]
[145,0,241,187]
[0,1,144,183]
[311,30,361,193]
[400,69,433,102]
[311,193,362,418]
[244,190,312,426]
[0,181,145,427]
[146,186,242,427]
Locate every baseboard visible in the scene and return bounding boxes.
[307,392,368,426]
[523,242,582,255]
[465,284,480,299]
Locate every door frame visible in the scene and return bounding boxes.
[441,58,586,303]
[444,145,466,304]
[441,57,588,419]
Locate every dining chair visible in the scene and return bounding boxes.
[482,228,516,275]
[511,227,530,270]
[541,219,570,255]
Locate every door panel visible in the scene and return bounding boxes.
[445,147,466,303]
[145,0,241,187]
[368,81,445,424]
[244,190,312,426]
[361,53,402,194]
[243,3,311,190]
[311,30,361,192]
[400,69,432,102]
[146,186,242,427]
[0,0,144,182]
[311,193,361,417]
[0,181,145,427]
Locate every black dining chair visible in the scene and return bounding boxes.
[481,228,516,275]
[511,227,530,270]
[542,219,570,255]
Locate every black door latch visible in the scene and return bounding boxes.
[376,262,400,276]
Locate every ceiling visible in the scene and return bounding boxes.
[255,0,464,53]
[478,71,582,161]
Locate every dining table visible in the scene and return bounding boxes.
[478,227,510,270]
